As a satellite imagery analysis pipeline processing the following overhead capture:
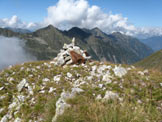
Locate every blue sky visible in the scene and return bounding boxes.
[0,0,161,27]
[89,0,162,27]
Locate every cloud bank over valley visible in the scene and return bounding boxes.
[0,36,36,70]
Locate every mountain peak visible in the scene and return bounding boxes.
[112,32,123,36]
[5,27,31,33]
[65,27,91,40]
[46,24,56,30]
[91,27,108,38]
[91,27,102,32]
[69,27,84,32]
[35,24,58,33]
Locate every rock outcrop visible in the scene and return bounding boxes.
[53,38,91,66]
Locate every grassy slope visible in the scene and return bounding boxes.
[135,50,162,71]
[0,61,162,122]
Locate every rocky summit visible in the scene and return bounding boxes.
[53,38,91,66]
[0,42,162,122]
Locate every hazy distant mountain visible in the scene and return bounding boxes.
[135,50,162,71]
[140,36,162,51]
[0,25,153,64]
[5,27,31,34]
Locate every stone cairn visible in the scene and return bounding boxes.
[53,38,91,66]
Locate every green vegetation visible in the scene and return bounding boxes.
[135,50,162,71]
[0,61,162,121]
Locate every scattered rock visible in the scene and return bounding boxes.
[8,101,17,109]
[102,73,112,84]
[98,84,104,88]
[67,72,72,78]
[39,90,45,94]
[71,87,84,94]
[0,108,4,114]
[0,115,8,122]
[96,94,102,100]
[113,66,127,77]
[48,87,56,93]
[138,71,144,76]
[102,91,119,102]
[52,88,84,122]
[160,83,162,87]
[14,118,21,122]
[0,95,6,100]
[53,75,61,83]
[0,86,4,90]
[17,95,25,102]
[17,79,27,92]
[42,78,50,82]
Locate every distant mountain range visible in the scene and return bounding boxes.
[140,36,162,51]
[5,27,31,34]
[135,50,162,71]
[0,25,153,64]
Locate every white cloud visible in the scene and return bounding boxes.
[44,0,89,29]
[0,36,36,69]
[135,27,162,38]
[44,0,136,34]
[43,0,162,38]
[0,0,162,38]
[0,15,42,30]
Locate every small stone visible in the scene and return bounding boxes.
[36,66,41,69]
[92,65,97,72]
[48,87,56,93]
[0,108,4,113]
[102,74,112,84]
[29,74,33,78]
[0,95,6,100]
[50,61,55,64]
[131,66,135,69]
[127,67,131,71]
[144,69,148,74]
[113,66,127,78]
[0,87,4,90]
[28,86,34,95]
[53,75,61,82]
[67,72,72,78]
[39,90,45,94]
[98,84,104,88]
[86,76,93,81]
[160,83,162,87]
[42,78,50,82]
[96,94,102,100]
[20,67,24,71]
[137,100,142,104]
[138,71,144,76]
[17,95,25,102]
[14,118,21,122]
[71,88,84,94]
[7,77,14,82]
[17,79,27,92]
[8,101,17,109]
[102,91,119,101]
[0,115,8,122]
